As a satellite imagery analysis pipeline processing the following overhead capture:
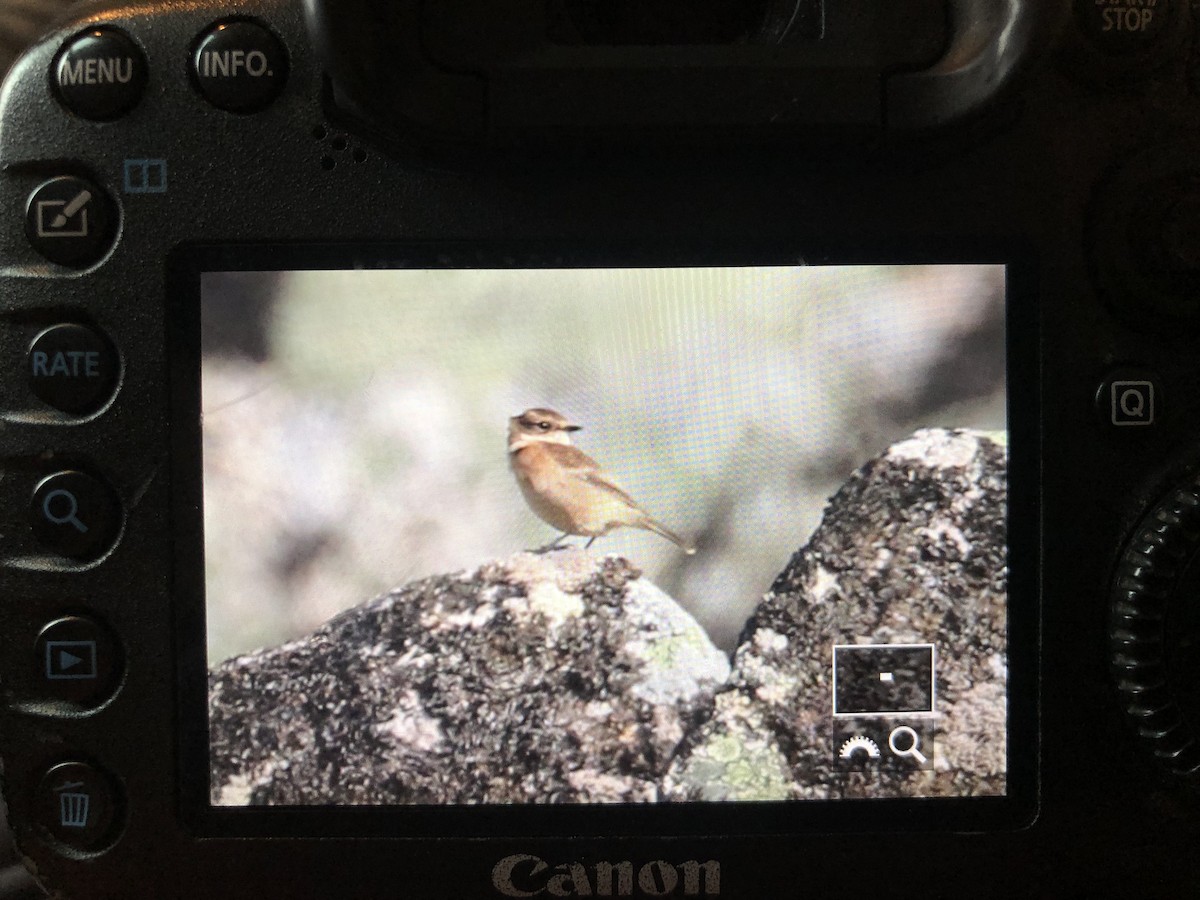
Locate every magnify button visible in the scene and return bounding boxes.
[30,471,121,560]
[888,725,928,765]
[42,489,89,532]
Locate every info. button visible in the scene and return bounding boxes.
[192,19,288,113]
[28,323,119,414]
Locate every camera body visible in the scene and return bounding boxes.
[1,0,1199,897]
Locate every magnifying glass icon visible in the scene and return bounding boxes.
[888,726,927,764]
[42,489,89,533]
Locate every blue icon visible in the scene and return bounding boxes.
[124,158,168,193]
[55,782,90,828]
[41,488,88,532]
[45,640,98,680]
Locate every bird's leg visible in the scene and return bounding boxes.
[532,533,571,554]
[585,536,597,550]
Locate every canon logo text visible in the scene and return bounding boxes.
[492,854,720,897]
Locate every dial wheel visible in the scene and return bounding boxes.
[1111,475,1200,775]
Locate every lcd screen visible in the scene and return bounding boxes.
[195,263,1010,808]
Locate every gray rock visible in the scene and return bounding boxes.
[210,428,1007,806]
[664,428,1008,800]
[209,548,730,805]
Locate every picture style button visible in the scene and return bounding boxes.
[25,176,116,268]
[30,471,122,560]
[53,27,148,120]
[27,324,119,414]
[35,761,122,852]
[191,20,288,112]
[35,615,122,707]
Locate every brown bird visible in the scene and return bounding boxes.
[507,407,696,554]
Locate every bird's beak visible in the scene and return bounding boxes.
[565,424,582,432]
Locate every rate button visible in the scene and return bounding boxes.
[27,324,119,414]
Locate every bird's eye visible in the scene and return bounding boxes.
[537,421,551,431]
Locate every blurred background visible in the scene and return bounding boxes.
[201,264,1005,664]
[0,0,61,78]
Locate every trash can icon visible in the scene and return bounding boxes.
[56,782,90,828]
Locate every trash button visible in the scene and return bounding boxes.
[35,761,122,851]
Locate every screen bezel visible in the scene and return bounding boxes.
[168,241,1040,839]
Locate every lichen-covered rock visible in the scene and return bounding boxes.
[210,428,1007,806]
[209,548,730,805]
[664,428,1007,800]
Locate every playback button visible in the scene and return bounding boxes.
[30,471,122,560]
[35,615,122,708]
[25,176,116,268]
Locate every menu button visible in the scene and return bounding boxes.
[53,27,147,120]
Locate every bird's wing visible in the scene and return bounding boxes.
[582,470,642,510]
[542,443,642,509]
[541,442,601,474]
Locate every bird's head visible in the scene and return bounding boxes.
[508,407,581,451]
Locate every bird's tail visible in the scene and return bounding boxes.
[639,516,696,555]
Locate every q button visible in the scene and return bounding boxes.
[30,471,122,560]
[1095,370,1162,430]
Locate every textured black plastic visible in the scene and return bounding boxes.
[0,0,1197,898]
